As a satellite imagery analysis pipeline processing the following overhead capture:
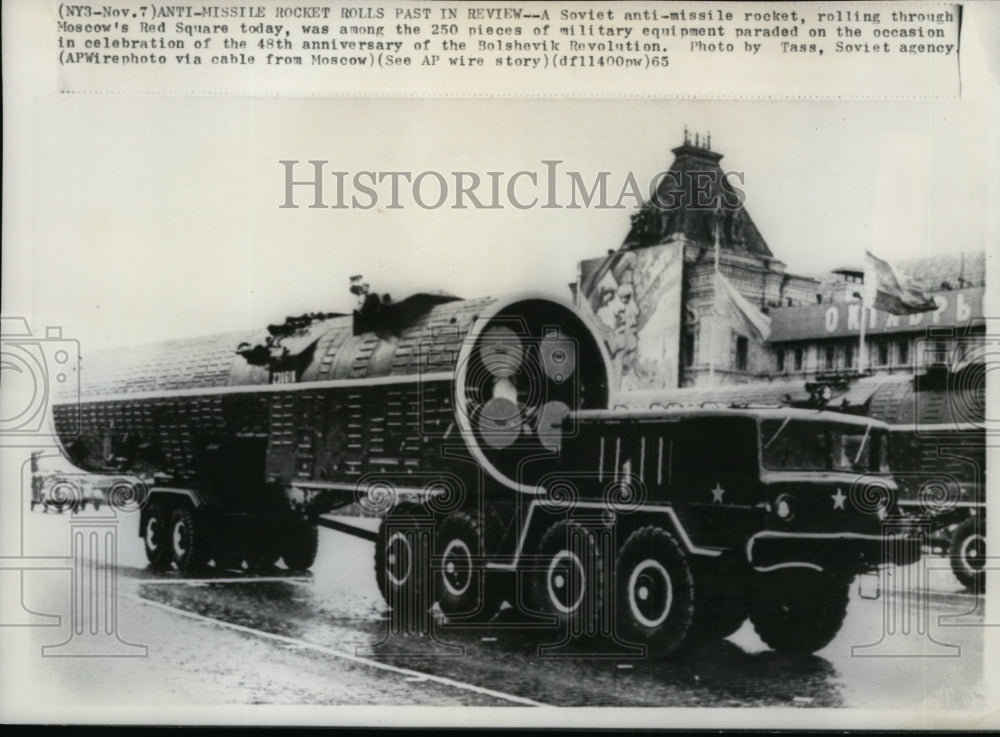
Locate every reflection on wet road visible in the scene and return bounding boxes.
[116,520,984,710]
[137,576,847,707]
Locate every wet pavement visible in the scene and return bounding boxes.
[3,510,988,712]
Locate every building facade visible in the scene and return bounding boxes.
[574,134,987,389]
[768,278,985,380]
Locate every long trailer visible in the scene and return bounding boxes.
[52,293,611,570]
[52,292,922,656]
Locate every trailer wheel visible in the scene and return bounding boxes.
[143,502,172,569]
[949,517,986,593]
[614,526,695,658]
[749,569,850,654]
[531,519,606,633]
[213,551,244,572]
[170,506,210,572]
[210,523,244,571]
[282,521,319,571]
[375,506,430,614]
[246,547,280,572]
[433,511,502,622]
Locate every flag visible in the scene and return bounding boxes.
[717,271,771,341]
[863,251,938,315]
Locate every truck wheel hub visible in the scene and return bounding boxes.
[442,539,472,596]
[386,532,412,586]
[961,535,985,567]
[173,523,186,555]
[547,550,585,613]
[628,559,672,628]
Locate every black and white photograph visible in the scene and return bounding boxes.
[1,0,997,727]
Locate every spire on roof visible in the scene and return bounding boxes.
[621,133,772,258]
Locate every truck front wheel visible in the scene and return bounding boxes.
[433,511,503,622]
[375,505,431,616]
[749,569,850,654]
[614,526,695,658]
[949,517,986,592]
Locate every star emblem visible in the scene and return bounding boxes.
[711,482,725,504]
[832,488,846,510]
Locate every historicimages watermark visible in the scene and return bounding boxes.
[279,159,747,211]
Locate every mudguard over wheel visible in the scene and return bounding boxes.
[282,520,319,571]
[949,517,986,592]
[375,504,431,614]
[614,525,695,658]
[749,569,851,654]
[531,519,607,633]
[433,511,504,622]
[142,501,172,569]
[169,506,210,572]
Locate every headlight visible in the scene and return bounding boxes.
[775,494,794,521]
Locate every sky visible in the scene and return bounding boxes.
[23,85,996,353]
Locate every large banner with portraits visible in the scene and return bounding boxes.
[576,243,684,393]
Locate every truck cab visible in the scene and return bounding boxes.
[560,407,914,572]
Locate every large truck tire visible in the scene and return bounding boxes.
[433,511,503,623]
[949,517,986,593]
[169,506,210,573]
[614,525,695,658]
[531,519,607,633]
[375,505,430,615]
[282,521,319,571]
[749,569,851,654]
[142,501,173,569]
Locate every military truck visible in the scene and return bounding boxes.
[51,291,920,656]
[387,405,919,656]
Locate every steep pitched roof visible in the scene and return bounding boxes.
[621,139,773,258]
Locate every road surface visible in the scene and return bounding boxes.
[0,509,988,719]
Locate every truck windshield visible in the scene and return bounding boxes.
[761,419,885,472]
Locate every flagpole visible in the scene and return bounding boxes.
[861,251,872,374]
[708,209,720,382]
[859,299,867,373]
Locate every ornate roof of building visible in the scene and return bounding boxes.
[621,134,773,259]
